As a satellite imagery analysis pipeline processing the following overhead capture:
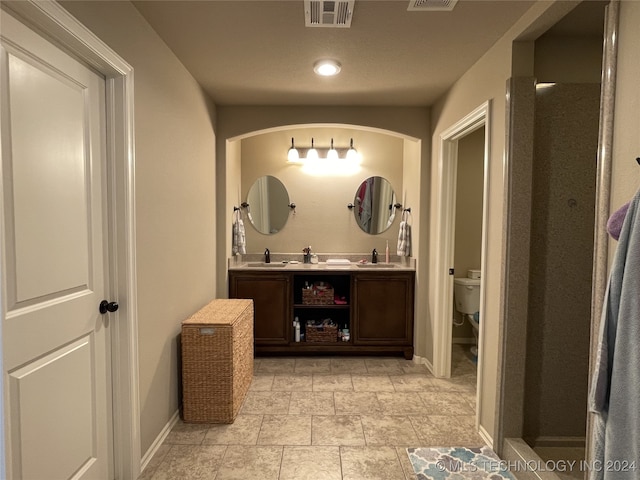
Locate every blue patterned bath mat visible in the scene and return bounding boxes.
[406,446,517,480]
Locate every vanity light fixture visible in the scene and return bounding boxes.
[313,59,341,76]
[286,137,360,162]
[287,137,299,162]
[286,137,361,175]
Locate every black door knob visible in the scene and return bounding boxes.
[99,300,119,314]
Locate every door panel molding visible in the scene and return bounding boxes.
[0,2,139,478]
[9,335,97,479]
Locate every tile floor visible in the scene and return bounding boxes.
[139,345,484,480]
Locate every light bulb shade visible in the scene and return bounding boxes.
[346,138,359,161]
[307,138,319,160]
[288,148,300,162]
[306,148,319,160]
[327,138,338,160]
[287,137,299,162]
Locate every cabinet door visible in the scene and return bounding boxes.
[353,273,414,345]
[230,273,291,345]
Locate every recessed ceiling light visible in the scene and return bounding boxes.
[314,60,341,76]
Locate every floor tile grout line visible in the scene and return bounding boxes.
[255,413,266,445]
[210,444,227,480]
[276,445,284,480]
[393,445,408,480]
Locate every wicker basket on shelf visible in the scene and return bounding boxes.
[302,283,334,305]
[306,322,338,342]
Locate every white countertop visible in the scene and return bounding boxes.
[228,257,415,272]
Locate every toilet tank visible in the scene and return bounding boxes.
[454,277,481,314]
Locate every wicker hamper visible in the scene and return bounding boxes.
[181,299,254,423]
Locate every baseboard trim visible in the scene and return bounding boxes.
[140,410,180,472]
[412,354,434,375]
[479,424,493,449]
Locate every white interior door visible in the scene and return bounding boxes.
[1,11,113,480]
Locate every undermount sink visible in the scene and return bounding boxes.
[245,262,287,268]
[356,263,398,268]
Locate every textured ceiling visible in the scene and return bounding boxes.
[132,0,539,106]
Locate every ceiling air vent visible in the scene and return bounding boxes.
[304,0,355,28]
[407,0,458,12]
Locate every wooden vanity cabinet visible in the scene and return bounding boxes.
[229,269,414,358]
[229,271,291,346]
[352,272,414,359]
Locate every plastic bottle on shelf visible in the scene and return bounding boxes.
[294,317,301,342]
[342,324,350,342]
[385,240,390,263]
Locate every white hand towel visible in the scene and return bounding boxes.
[397,214,412,257]
[397,220,406,256]
[403,223,412,257]
[232,215,246,255]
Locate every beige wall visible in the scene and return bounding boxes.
[429,0,580,443]
[534,36,605,83]
[430,28,512,447]
[239,127,404,254]
[610,1,640,243]
[216,107,429,355]
[402,138,426,354]
[60,1,217,456]
[453,127,485,340]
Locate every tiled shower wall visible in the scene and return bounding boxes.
[524,83,601,442]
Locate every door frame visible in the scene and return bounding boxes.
[0,1,140,478]
[432,101,490,421]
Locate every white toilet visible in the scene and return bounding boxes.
[453,270,481,356]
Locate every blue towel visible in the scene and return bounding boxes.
[589,187,640,480]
